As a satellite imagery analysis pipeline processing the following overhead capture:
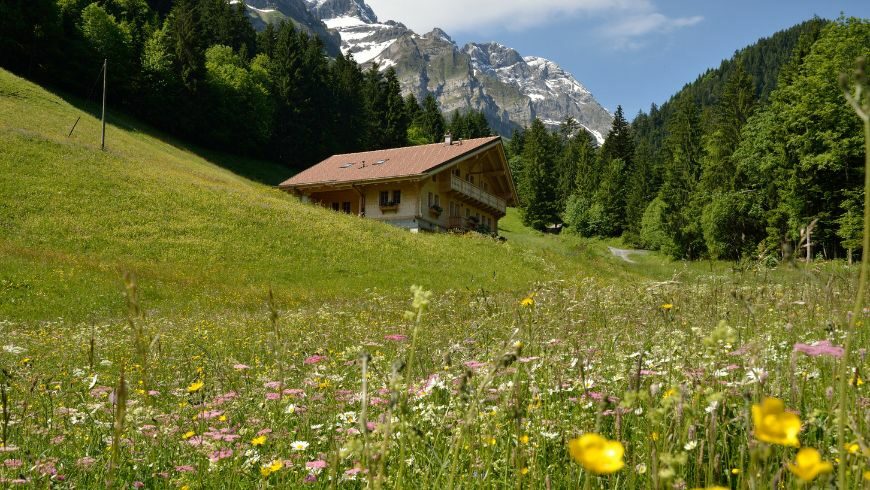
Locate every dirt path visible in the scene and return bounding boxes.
[608,246,649,264]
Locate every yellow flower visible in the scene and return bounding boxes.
[651,432,659,441]
[663,388,677,399]
[520,467,529,475]
[187,380,204,393]
[251,435,267,446]
[218,415,227,422]
[788,448,832,482]
[520,295,535,307]
[751,397,801,447]
[851,374,864,387]
[519,435,530,445]
[260,459,283,477]
[661,303,673,310]
[844,442,860,455]
[182,431,195,440]
[730,468,741,475]
[864,470,870,481]
[567,433,625,475]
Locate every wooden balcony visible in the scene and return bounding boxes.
[449,175,507,215]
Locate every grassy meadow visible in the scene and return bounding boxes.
[1,69,869,488]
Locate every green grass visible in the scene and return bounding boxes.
[1,69,868,488]
[0,69,635,323]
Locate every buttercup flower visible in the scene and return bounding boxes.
[187,380,204,393]
[567,433,624,474]
[752,397,801,447]
[788,448,832,482]
[251,435,267,446]
[260,460,282,477]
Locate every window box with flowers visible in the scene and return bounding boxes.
[429,204,443,218]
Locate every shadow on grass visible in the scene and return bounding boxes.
[57,87,296,187]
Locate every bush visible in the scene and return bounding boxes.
[640,197,673,252]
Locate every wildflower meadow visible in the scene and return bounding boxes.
[1,268,869,488]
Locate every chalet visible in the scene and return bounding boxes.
[278,135,519,233]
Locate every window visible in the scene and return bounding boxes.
[331,202,340,211]
[453,168,460,177]
[428,192,433,207]
[432,175,437,182]
[465,208,470,217]
[434,194,440,207]
[380,190,401,207]
[342,202,351,214]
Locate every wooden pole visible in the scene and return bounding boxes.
[101,58,107,151]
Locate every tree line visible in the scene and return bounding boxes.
[512,17,869,262]
[0,0,492,168]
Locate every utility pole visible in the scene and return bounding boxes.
[101,58,107,151]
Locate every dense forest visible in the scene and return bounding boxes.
[510,17,870,263]
[0,0,492,168]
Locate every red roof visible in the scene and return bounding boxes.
[279,136,502,188]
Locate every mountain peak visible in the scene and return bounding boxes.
[424,28,455,45]
[307,0,378,24]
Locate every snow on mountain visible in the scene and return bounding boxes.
[306,0,612,141]
[465,43,610,143]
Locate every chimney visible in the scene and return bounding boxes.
[445,132,453,146]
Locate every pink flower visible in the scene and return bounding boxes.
[147,390,160,396]
[3,460,22,469]
[265,392,281,400]
[283,388,305,396]
[464,361,486,370]
[793,340,845,358]
[211,391,238,406]
[133,482,145,488]
[257,428,273,436]
[186,436,205,446]
[264,381,282,389]
[208,448,233,463]
[384,334,407,341]
[306,460,327,470]
[76,457,97,468]
[197,410,224,420]
[304,355,327,365]
[518,357,540,363]
[175,465,196,473]
[233,364,250,370]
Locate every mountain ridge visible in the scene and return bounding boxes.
[305,0,613,142]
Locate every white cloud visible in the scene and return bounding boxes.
[363,0,702,45]
[601,12,703,49]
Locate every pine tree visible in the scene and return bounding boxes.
[659,93,704,258]
[520,119,560,230]
[416,93,445,143]
[166,0,203,91]
[330,53,366,153]
[598,105,633,166]
[383,67,409,147]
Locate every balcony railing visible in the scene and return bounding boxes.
[449,175,507,214]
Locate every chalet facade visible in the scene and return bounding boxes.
[278,135,518,233]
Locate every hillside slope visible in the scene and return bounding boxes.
[0,69,643,322]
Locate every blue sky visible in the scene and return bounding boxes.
[365,0,870,117]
